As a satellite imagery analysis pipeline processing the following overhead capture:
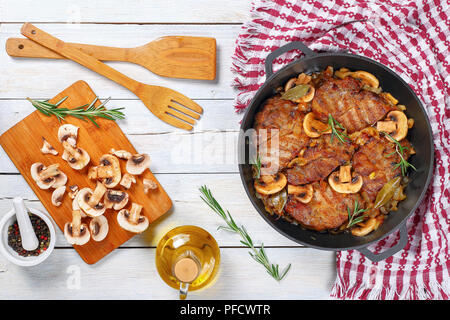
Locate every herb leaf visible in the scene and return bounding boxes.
[281,84,310,101]
[199,185,291,282]
[347,200,368,228]
[383,132,416,176]
[251,154,262,179]
[327,114,350,144]
[28,96,125,128]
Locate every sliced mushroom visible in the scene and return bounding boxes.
[104,189,129,210]
[109,148,132,160]
[62,141,90,170]
[51,172,68,188]
[126,154,150,175]
[77,187,106,217]
[89,215,109,242]
[30,163,62,190]
[117,203,149,233]
[287,184,313,203]
[297,85,315,103]
[328,169,363,194]
[351,217,377,237]
[296,73,311,85]
[303,112,331,138]
[254,173,287,196]
[64,210,90,245]
[120,173,136,189]
[377,110,408,141]
[30,162,45,181]
[58,124,78,147]
[68,185,79,199]
[40,137,58,155]
[98,154,121,188]
[51,186,66,207]
[87,182,107,207]
[284,78,297,92]
[350,71,379,88]
[143,179,158,194]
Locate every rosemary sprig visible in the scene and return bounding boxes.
[251,154,262,179]
[28,96,125,128]
[327,114,350,144]
[199,186,291,281]
[383,132,417,177]
[347,200,368,228]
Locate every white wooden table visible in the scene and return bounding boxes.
[0,0,336,299]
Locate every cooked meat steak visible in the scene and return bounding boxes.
[352,128,411,202]
[251,67,414,235]
[286,135,356,185]
[285,181,362,231]
[255,97,310,172]
[254,96,301,135]
[311,77,394,133]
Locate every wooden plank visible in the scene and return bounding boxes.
[0,99,242,135]
[0,173,304,247]
[0,99,243,174]
[0,81,172,264]
[0,247,335,299]
[0,24,242,99]
[1,131,241,174]
[0,0,251,23]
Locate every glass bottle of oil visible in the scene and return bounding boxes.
[155,225,220,299]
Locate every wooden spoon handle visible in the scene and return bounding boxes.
[6,38,130,61]
[20,23,141,93]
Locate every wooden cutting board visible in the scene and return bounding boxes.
[0,80,172,264]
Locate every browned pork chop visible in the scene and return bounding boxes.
[311,77,393,133]
[285,181,362,231]
[352,128,412,202]
[286,134,355,185]
[254,97,310,172]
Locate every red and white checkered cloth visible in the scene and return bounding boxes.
[231,0,450,299]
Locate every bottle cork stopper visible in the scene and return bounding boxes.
[173,257,199,283]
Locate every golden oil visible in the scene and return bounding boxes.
[155,225,220,294]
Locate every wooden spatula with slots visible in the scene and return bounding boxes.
[20,23,203,131]
[6,35,216,80]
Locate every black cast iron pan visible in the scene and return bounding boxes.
[238,41,434,262]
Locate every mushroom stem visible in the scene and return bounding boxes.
[71,210,82,237]
[39,164,60,180]
[339,165,352,183]
[129,203,143,224]
[63,141,82,160]
[88,182,107,207]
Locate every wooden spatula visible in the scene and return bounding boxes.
[6,36,216,80]
[21,23,202,131]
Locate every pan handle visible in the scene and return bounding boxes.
[265,41,317,78]
[357,223,408,263]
